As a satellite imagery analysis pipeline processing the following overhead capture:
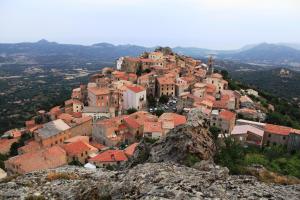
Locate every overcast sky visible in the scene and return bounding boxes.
[0,0,299,49]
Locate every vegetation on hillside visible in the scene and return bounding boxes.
[220,69,300,129]
[215,138,300,180]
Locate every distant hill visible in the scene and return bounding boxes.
[0,40,153,67]
[220,43,300,68]
[1,40,300,69]
[231,68,300,99]
[278,43,300,50]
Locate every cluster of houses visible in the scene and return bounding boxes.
[1,49,300,176]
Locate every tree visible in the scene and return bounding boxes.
[34,115,43,124]
[136,64,143,77]
[221,70,229,80]
[155,47,173,55]
[159,95,169,104]
[215,138,246,174]
[10,142,22,156]
[143,68,151,73]
[0,153,8,169]
[147,94,156,107]
[127,108,138,115]
[9,133,32,156]
[209,126,221,141]
[154,109,164,117]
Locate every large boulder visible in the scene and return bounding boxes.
[148,124,216,164]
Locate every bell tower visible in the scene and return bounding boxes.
[207,55,214,75]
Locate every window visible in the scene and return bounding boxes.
[283,136,286,140]
[268,134,271,138]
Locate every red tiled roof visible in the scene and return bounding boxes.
[140,58,156,63]
[118,124,127,130]
[90,141,107,150]
[125,57,140,62]
[65,99,73,106]
[265,124,292,136]
[6,146,67,174]
[89,150,128,162]
[211,73,223,79]
[159,113,186,127]
[124,117,140,129]
[62,141,91,156]
[49,106,62,115]
[18,140,41,154]
[219,110,236,121]
[124,143,139,157]
[88,87,110,96]
[213,100,228,109]
[127,85,145,93]
[72,112,82,118]
[0,138,18,154]
[144,121,162,133]
[157,77,175,85]
[58,113,74,124]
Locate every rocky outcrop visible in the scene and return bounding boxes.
[1,162,300,200]
[126,108,215,167]
[148,124,215,164]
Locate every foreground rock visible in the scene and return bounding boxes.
[1,162,300,200]
[126,108,216,168]
[148,124,215,164]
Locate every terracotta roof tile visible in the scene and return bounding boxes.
[159,113,186,127]
[62,141,91,156]
[219,110,236,121]
[144,121,162,133]
[124,143,139,157]
[89,150,128,162]
[265,124,292,136]
[127,85,145,93]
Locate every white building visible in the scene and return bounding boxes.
[123,85,146,110]
[116,57,124,70]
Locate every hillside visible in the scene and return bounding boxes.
[231,68,300,99]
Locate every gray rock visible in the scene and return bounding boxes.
[1,163,300,200]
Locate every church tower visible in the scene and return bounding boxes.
[207,56,214,75]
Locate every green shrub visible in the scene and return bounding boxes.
[244,153,268,166]
[184,153,200,167]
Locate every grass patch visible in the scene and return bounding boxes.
[184,153,200,167]
[46,172,78,181]
[0,174,20,183]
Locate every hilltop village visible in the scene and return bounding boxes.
[1,48,300,176]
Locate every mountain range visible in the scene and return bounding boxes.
[0,40,300,69]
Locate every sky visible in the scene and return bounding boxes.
[0,0,299,49]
